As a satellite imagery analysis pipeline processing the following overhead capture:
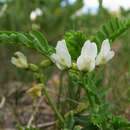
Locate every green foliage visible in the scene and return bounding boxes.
[74,125,83,130]
[84,76,101,105]
[74,115,91,124]
[65,30,87,60]
[17,126,39,130]
[29,30,55,55]
[64,111,75,129]
[74,104,111,129]
[0,17,130,61]
[0,30,55,57]
[74,115,99,130]
[64,17,130,60]
[30,30,53,54]
[110,115,130,129]
[91,17,130,48]
[97,86,110,98]
[68,72,82,86]
[86,78,97,95]
[90,104,110,129]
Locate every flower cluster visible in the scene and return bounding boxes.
[50,39,115,72]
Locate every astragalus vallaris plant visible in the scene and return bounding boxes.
[0,17,130,130]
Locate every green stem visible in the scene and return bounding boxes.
[82,74,94,108]
[39,74,65,124]
[42,84,65,124]
[75,85,81,100]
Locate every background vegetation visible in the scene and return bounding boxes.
[0,0,129,129]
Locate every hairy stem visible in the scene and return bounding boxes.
[42,84,65,124]
[39,74,65,125]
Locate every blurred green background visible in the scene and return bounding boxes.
[0,0,129,128]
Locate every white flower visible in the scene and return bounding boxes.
[30,8,43,21]
[77,40,97,72]
[50,40,71,70]
[11,52,28,68]
[96,39,115,65]
[35,8,43,16]
[30,11,37,21]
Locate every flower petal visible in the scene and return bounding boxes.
[77,55,84,71]
[56,40,67,55]
[51,54,64,69]
[96,39,115,65]
[89,59,96,71]
[77,55,95,72]
[81,40,91,54]
[11,57,19,67]
[51,40,71,70]
[11,52,28,68]
[56,62,65,70]
[50,53,58,63]
[64,54,71,68]
[81,40,97,58]
[104,51,115,63]
[95,53,102,65]
[101,39,110,54]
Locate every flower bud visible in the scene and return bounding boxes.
[11,52,28,69]
[29,64,38,72]
[26,84,42,98]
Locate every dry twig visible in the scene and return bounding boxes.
[0,96,6,109]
